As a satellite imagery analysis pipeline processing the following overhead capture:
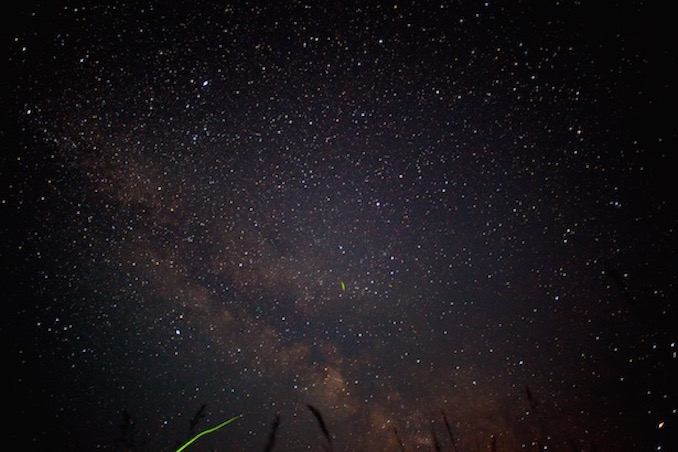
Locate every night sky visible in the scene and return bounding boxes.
[3,1,676,451]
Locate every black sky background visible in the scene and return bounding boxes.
[2,1,677,450]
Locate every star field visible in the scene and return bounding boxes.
[3,1,676,450]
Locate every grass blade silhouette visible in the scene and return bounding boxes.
[393,426,405,452]
[189,404,206,434]
[263,414,281,452]
[306,404,333,451]
[525,384,551,448]
[441,410,459,452]
[114,409,136,450]
[430,423,441,452]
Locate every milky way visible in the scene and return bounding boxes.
[4,2,676,450]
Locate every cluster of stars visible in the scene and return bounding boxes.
[4,1,675,451]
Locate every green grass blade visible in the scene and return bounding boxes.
[175,414,243,452]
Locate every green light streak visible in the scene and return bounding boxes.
[175,414,242,452]
[341,281,346,291]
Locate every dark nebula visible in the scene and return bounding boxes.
[3,1,676,450]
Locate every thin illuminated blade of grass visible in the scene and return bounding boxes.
[175,414,242,452]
